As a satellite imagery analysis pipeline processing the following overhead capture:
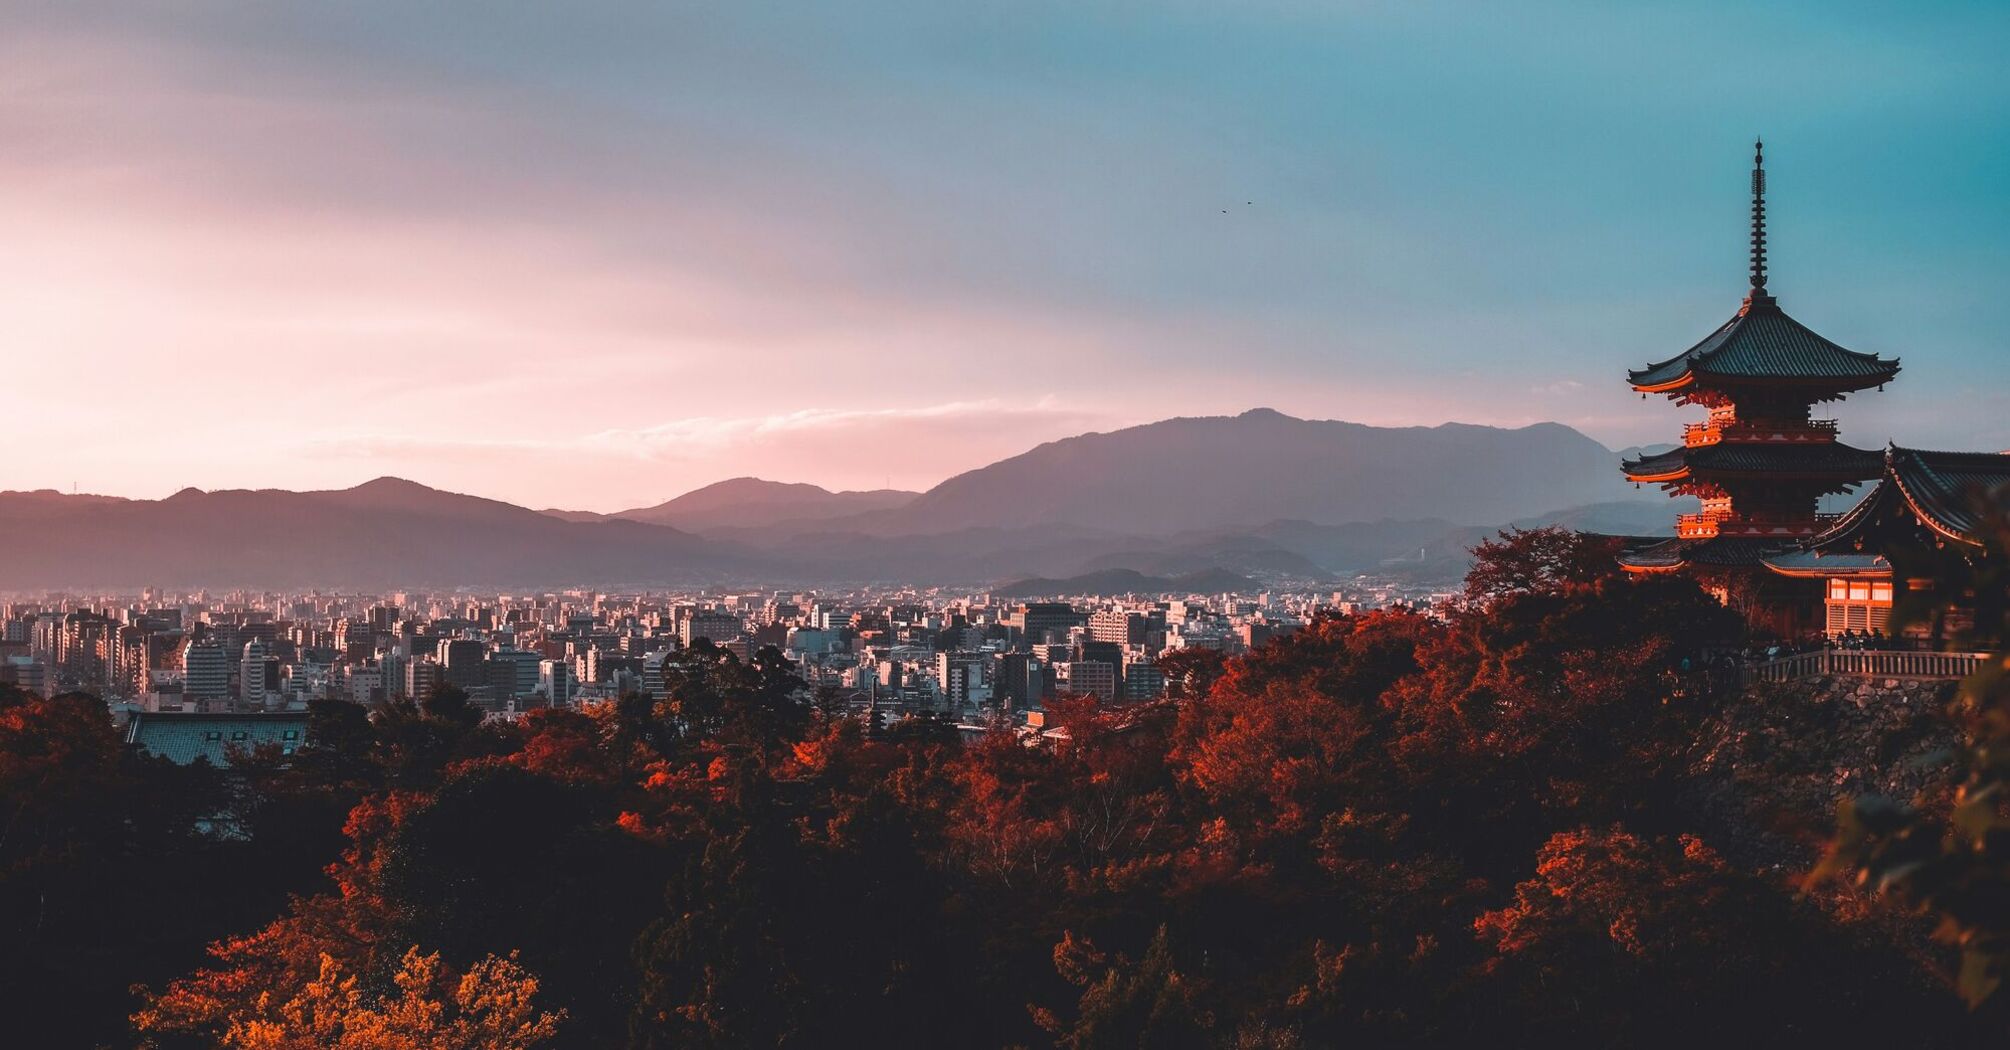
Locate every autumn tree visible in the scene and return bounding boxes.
[1476,826,1974,1046]
[0,688,234,1047]
[136,946,563,1050]
[1462,526,1625,609]
[1034,927,1212,1050]
[1174,611,1433,839]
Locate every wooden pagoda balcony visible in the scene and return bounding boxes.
[1682,418,1838,447]
[1676,510,1839,540]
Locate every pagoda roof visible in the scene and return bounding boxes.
[1618,535,1788,572]
[1628,297,1901,393]
[1622,440,1884,483]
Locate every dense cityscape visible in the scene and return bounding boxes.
[5,577,1453,754]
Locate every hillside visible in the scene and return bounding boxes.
[0,478,770,588]
[565,478,918,531]
[989,567,1257,598]
[869,409,1644,536]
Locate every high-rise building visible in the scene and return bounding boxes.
[682,612,741,646]
[183,640,231,704]
[441,638,486,689]
[992,651,1039,710]
[240,639,274,707]
[2,656,49,697]
[405,659,442,704]
[1058,660,1116,702]
[1122,659,1165,701]
[1012,603,1084,646]
[641,650,674,699]
[539,659,574,708]
[935,651,983,709]
[489,648,540,699]
[1089,608,1148,646]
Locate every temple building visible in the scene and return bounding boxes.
[1762,447,2010,641]
[1618,141,1900,634]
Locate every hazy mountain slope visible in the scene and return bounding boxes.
[875,409,1638,536]
[991,568,1257,599]
[0,414,1683,588]
[596,477,918,532]
[1068,534,1332,579]
[0,478,771,589]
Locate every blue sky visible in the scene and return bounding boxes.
[2,1,2004,508]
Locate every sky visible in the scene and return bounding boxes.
[2,1,2006,511]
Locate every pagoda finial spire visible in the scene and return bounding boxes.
[1749,137,1768,295]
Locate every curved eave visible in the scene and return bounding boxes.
[1621,465,1878,485]
[1628,366,1900,397]
[1618,560,1687,574]
[1622,464,1691,484]
[1616,537,1692,573]
[1889,464,1986,550]
[1762,553,1891,579]
[1630,373,1699,395]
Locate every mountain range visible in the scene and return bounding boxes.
[543,478,917,532]
[0,411,1687,589]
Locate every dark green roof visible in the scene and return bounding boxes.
[1761,550,1889,576]
[1888,448,2010,541]
[1802,447,2010,551]
[1628,298,1900,391]
[126,711,309,766]
[1618,536,1787,570]
[1623,441,1884,481]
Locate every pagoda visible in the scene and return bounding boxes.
[1618,141,1900,633]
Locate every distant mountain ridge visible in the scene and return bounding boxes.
[0,478,767,589]
[0,412,1684,587]
[545,477,917,532]
[991,568,1257,599]
[820,409,1645,537]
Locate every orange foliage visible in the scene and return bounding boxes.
[1475,826,1731,962]
[136,946,562,1049]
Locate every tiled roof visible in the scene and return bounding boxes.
[1888,448,2010,543]
[1761,550,1890,577]
[1623,441,1884,481]
[1617,536,1786,570]
[1628,299,1900,391]
[126,711,309,766]
[1616,537,1688,569]
[1765,447,2010,567]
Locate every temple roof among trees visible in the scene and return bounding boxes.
[1616,535,1786,572]
[1884,448,2010,542]
[1775,447,2010,559]
[1623,441,1884,483]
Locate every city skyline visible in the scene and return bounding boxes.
[6,2,2008,511]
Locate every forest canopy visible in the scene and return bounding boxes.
[3,526,2006,1048]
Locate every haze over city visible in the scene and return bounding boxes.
[5,1,2007,510]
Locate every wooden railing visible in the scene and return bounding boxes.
[1676,512,1831,540]
[1683,419,1840,447]
[1749,650,1997,683]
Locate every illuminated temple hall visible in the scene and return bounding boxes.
[1619,141,1901,635]
[1763,448,2010,639]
